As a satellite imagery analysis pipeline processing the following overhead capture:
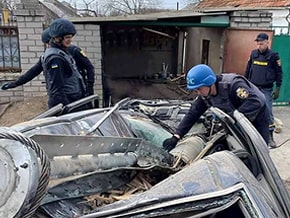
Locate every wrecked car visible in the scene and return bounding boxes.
[1,98,290,218]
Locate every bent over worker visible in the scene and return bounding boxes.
[245,32,283,149]
[163,64,270,152]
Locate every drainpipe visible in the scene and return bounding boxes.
[2,8,9,25]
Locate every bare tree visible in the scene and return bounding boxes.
[1,0,17,11]
[98,0,163,16]
[182,0,200,9]
[72,0,98,16]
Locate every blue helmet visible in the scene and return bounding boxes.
[186,64,216,90]
[49,18,76,38]
[41,28,51,43]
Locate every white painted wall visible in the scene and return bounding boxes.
[270,9,290,35]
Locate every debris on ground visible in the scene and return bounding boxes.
[274,117,283,133]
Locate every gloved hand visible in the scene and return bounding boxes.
[1,82,17,90]
[272,87,280,100]
[163,135,179,152]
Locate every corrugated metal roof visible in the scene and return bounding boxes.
[68,5,289,24]
[69,10,227,23]
[195,0,290,9]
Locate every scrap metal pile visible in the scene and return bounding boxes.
[1,98,290,218]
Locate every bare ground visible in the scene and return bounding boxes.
[0,80,189,127]
[0,95,48,127]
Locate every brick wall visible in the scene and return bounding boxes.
[15,0,47,100]
[230,11,272,29]
[0,0,46,103]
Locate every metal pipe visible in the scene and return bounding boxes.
[142,27,175,40]
[85,97,130,135]
[50,152,137,179]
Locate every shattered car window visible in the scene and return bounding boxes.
[120,112,172,148]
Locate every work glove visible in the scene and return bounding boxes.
[1,82,17,90]
[163,135,179,152]
[272,87,280,100]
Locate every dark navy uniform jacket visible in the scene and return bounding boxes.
[67,45,95,95]
[14,57,42,87]
[13,45,95,95]
[244,48,282,88]
[175,74,270,143]
[42,42,85,108]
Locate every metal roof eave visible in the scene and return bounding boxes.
[194,6,290,13]
[97,21,229,27]
[69,10,228,24]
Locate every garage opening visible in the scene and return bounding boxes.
[100,24,189,106]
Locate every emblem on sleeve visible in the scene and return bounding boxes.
[276,59,281,67]
[80,50,87,57]
[236,87,249,99]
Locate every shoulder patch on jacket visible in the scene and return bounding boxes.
[276,59,281,67]
[80,50,87,57]
[236,87,249,99]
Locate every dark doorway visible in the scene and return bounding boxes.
[201,39,210,64]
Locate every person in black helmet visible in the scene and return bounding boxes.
[41,18,87,108]
[1,27,96,99]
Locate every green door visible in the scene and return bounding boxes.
[272,35,290,106]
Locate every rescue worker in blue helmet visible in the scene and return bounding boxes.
[1,27,95,100]
[163,64,270,152]
[42,18,86,108]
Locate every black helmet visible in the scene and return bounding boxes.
[41,28,51,43]
[49,18,76,38]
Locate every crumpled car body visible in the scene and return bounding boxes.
[1,98,290,218]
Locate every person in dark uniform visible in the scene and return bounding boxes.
[245,32,283,149]
[1,28,95,98]
[67,45,95,96]
[163,64,270,152]
[42,18,86,108]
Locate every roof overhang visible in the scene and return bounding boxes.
[69,10,229,27]
[194,6,290,12]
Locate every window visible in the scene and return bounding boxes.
[0,26,20,72]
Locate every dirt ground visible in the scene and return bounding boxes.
[0,80,189,126]
[0,95,48,126]
[269,106,290,192]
